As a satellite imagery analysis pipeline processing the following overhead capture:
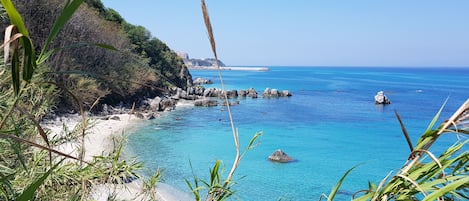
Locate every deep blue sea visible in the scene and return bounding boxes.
[125,67,469,200]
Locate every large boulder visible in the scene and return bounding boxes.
[374,91,391,104]
[268,149,294,163]
[160,98,176,111]
[247,88,258,98]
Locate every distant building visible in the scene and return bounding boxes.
[176,51,225,68]
[176,51,189,60]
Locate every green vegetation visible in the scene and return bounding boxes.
[1,0,466,200]
[0,0,185,200]
[5,0,191,113]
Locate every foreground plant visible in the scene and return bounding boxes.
[0,0,144,200]
[325,99,468,201]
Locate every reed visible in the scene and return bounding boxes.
[184,1,262,201]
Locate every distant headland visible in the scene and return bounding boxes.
[176,51,269,71]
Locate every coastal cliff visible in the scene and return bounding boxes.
[9,0,192,113]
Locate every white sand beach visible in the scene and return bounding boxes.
[42,113,193,201]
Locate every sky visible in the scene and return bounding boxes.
[101,0,469,67]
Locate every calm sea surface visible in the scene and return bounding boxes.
[125,67,469,200]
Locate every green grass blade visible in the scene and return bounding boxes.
[328,164,361,201]
[20,36,36,82]
[424,98,448,133]
[93,43,119,51]
[422,176,469,201]
[11,45,20,96]
[17,160,63,201]
[38,0,85,61]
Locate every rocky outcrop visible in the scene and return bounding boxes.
[268,149,294,163]
[263,88,292,98]
[374,91,391,104]
[193,77,213,85]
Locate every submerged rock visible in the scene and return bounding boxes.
[268,149,294,163]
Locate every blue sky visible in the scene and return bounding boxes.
[101,0,469,67]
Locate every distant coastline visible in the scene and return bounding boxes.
[188,66,270,71]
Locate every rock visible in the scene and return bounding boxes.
[238,90,247,97]
[146,97,162,112]
[281,90,292,97]
[194,99,218,107]
[110,116,120,121]
[101,104,110,116]
[135,112,145,119]
[221,100,240,106]
[263,88,271,97]
[226,90,238,99]
[374,91,391,104]
[147,113,159,120]
[268,149,294,163]
[160,99,176,111]
[193,77,213,85]
[270,89,279,97]
[247,88,258,98]
[263,88,292,97]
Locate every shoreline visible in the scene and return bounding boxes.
[42,113,193,201]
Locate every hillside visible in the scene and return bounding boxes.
[7,0,192,113]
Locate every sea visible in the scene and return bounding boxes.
[124,66,469,201]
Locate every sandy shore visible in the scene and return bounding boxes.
[42,113,192,201]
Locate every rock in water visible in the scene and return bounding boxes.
[268,149,294,163]
[374,91,391,104]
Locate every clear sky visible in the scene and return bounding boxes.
[101,0,469,67]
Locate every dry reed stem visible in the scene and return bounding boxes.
[201,0,240,188]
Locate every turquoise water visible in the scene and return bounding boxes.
[125,67,469,200]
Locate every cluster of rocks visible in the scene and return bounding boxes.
[96,77,293,120]
[263,88,292,97]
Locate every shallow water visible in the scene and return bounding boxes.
[125,67,469,200]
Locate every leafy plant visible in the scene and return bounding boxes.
[326,99,469,200]
[0,0,147,200]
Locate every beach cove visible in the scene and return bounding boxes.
[124,66,469,200]
[42,66,469,200]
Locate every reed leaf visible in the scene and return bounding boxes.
[422,176,469,201]
[395,110,413,152]
[38,0,85,61]
[15,106,53,166]
[17,160,63,201]
[424,98,448,134]
[0,133,86,163]
[396,174,428,196]
[328,164,361,201]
